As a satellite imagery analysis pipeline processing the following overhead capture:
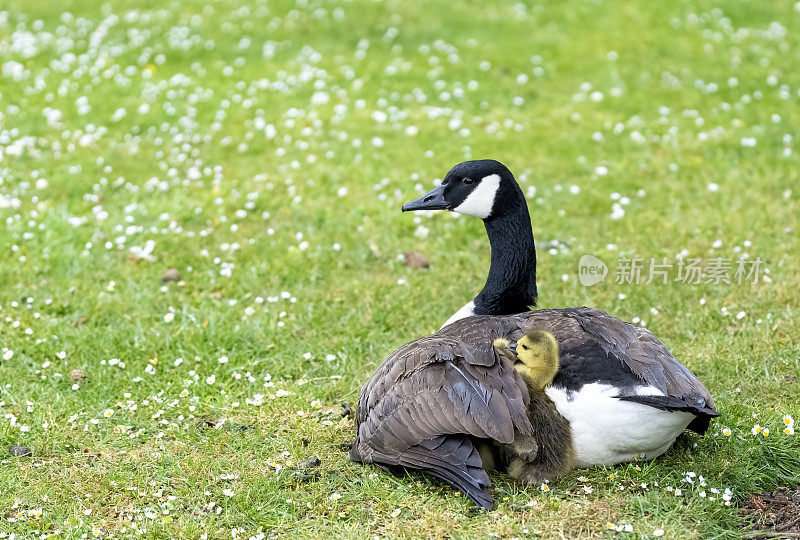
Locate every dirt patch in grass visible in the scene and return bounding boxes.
[741,486,800,538]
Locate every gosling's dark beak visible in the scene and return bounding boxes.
[508,342,518,353]
[401,185,450,212]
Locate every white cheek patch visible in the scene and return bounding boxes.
[453,174,501,219]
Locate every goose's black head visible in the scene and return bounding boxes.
[402,159,538,319]
[402,159,524,220]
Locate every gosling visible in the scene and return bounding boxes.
[484,330,575,485]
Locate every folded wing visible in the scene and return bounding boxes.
[352,333,531,508]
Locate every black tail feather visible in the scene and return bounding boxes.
[620,395,719,434]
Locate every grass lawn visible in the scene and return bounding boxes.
[1,0,799,537]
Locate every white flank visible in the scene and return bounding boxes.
[440,301,476,329]
[545,383,694,466]
[453,174,501,219]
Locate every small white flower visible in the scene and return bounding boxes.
[163,313,175,323]
[103,409,114,418]
[223,489,235,497]
[206,374,216,385]
[653,529,665,537]
[329,493,342,501]
[218,356,228,364]
[740,137,757,147]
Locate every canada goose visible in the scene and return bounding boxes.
[482,331,575,486]
[401,159,719,466]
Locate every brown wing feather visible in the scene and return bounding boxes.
[354,332,531,458]
[352,323,533,508]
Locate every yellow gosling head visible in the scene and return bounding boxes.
[512,330,560,390]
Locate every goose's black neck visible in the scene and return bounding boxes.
[473,202,537,315]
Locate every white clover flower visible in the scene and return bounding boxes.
[740,137,757,147]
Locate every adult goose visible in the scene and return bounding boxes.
[398,159,719,467]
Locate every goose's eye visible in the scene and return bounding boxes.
[520,344,529,350]
[462,177,474,184]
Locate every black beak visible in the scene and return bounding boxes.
[401,185,450,212]
[509,342,518,354]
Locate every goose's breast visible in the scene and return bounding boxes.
[545,383,694,466]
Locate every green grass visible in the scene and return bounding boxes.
[1,0,799,537]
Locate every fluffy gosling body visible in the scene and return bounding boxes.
[489,330,575,485]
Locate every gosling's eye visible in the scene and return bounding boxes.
[520,344,529,350]
[462,177,474,184]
